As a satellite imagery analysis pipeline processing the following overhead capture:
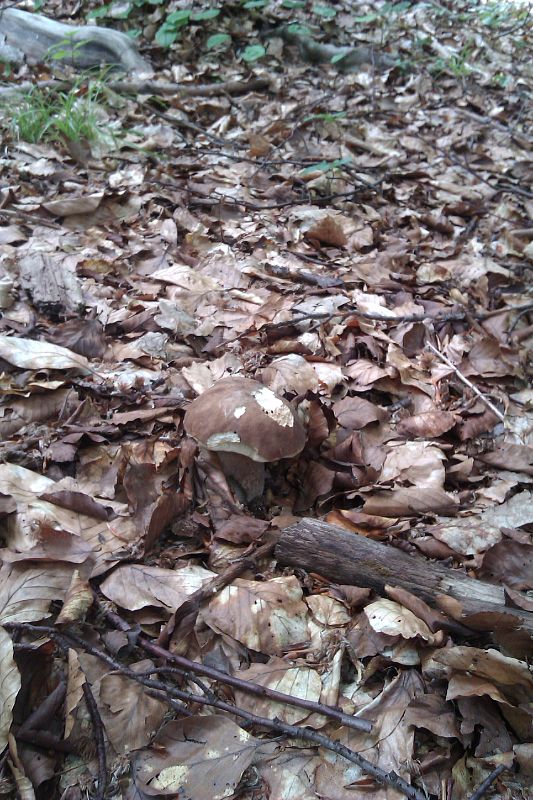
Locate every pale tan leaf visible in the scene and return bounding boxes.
[0,562,72,624]
[0,464,140,577]
[446,674,512,705]
[380,441,446,489]
[0,335,90,372]
[235,657,322,724]
[99,564,216,612]
[434,647,533,688]
[201,576,309,654]
[364,599,439,644]
[98,660,167,753]
[8,735,35,800]
[0,627,21,750]
[134,716,265,798]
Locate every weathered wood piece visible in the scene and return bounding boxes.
[0,8,152,75]
[276,518,533,634]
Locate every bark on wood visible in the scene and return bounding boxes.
[276,518,533,634]
[0,78,271,99]
[0,8,151,75]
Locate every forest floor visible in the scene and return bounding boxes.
[0,0,532,798]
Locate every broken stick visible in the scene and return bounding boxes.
[276,518,533,635]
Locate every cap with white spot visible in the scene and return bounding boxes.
[184,376,306,462]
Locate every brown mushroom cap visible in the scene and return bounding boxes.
[184,376,306,462]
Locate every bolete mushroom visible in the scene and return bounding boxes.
[184,376,306,502]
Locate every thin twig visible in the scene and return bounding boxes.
[263,301,533,333]
[467,763,509,800]
[6,623,424,800]
[426,341,505,422]
[96,599,373,733]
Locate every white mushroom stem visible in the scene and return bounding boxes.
[217,452,265,502]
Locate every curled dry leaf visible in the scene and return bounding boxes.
[201,576,309,654]
[64,649,85,740]
[0,626,21,751]
[396,409,457,438]
[0,464,141,577]
[55,569,93,625]
[481,539,533,590]
[380,441,446,489]
[434,646,533,689]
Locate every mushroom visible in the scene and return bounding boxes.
[184,376,306,502]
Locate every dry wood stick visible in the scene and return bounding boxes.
[275,518,533,635]
[467,763,509,800]
[96,596,373,734]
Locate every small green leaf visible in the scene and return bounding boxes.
[330,49,350,64]
[206,32,231,50]
[166,9,191,25]
[312,4,337,19]
[87,4,111,19]
[352,13,379,23]
[243,0,269,7]
[192,8,221,21]
[155,23,179,46]
[304,111,346,122]
[286,22,312,35]
[282,0,305,7]
[241,44,266,62]
[300,157,351,175]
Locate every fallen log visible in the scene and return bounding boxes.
[0,8,152,75]
[276,518,533,635]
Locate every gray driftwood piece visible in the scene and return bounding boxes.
[276,518,533,635]
[0,8,152,75]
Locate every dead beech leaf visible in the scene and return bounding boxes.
[0,627,21,751]
[0,335,90,373]
[397,410,457,438]
[42,192,103,216]
[0,389,78,439]
[0,464,140,577]
[201,576,309,654]
[434,647,533,689]
[99,564,216,612]
[363,486,457,517]
[235,657,322,724]
[446,674,512,705]
[333,396,385,429]
[364,599,439,644]
[306,215,347,247]
[380,441,446,489]
[404,693,461,739]
[134,715,265,798]
[0,562,72,624]
[98,660,167,753]
[430,492,533,556]
[481,540,533,590]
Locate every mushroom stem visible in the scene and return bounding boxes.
[217,452,265,503]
